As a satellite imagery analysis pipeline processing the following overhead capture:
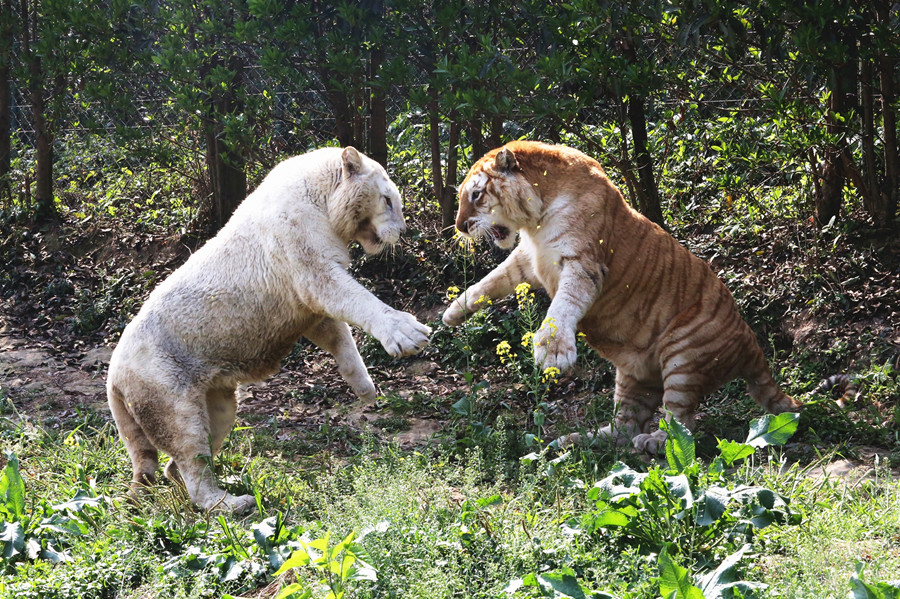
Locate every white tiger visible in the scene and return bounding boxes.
[107,147,431,513]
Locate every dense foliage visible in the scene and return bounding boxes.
[1,0,897,231]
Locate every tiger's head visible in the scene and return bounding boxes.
[455,146,541,249]
[331,146,406,255]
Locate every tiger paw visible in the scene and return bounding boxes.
[441,300,467,327]
[349,374,377,401]
[595,423,636,447]
[532,322,577,371]
[632,430,668,454]
[376,311,432,356]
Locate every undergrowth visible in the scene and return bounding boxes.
[2,404,899,598]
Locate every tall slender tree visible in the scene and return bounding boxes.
[0,0,12,203]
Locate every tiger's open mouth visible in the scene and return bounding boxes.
[490,225,511,243]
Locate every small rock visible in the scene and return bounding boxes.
[404,360,438,376]
[82,346,113,367]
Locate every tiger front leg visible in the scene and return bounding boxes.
[442,245,536,327]
[532,260,606,372]
[301,268,431,358]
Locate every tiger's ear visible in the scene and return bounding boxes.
[495,147,518,173]
[342,146,363,178]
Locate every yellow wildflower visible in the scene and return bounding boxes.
[542,367,561,385]
[540,316,558,338]
[521,331,535,349]
[446,285,460,301]
[474,294,492,307]
[515,282,534,309]
[495,340,516,364]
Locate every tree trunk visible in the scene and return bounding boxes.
[204,51,247,232]
[368,46,387,168]
[428,95,444,221]
[487,114,503,149]
[24,10,54,217]
[874,1,898,225]
[818,145,843,226]
[468,123,485,161]
[859,52,878,214]
[440,118,460,233]
[816,25,858,226]
[205,129,246,232]
[627,93,664,226]
[0,59,10,203]
[430,89,461,235]
[327,88,357,148]
[0,0,11,202]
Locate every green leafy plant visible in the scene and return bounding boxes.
[269,530,378,599]
[508,414,803,598]
[849,564,900,599]
[0,452,108,570]
[583,414,801,559]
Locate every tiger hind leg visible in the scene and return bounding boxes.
[600,371,662,446]
[553,371,661,449]
[632,386,700,454]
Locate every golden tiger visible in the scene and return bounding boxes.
[442,140,805,453]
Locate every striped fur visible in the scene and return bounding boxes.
[442,141,803,453]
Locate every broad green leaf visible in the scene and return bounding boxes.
[475,494,502,508]
[658,547,705,599]
[41,543,72,564]
[665,474,695,510]
[593,464,647,501]
[696,487,729,527]
[251,515,281,549]
[520,452,541,465]
[350,557,378,582]
[451,397,471,415]
[307,534,330,552]
[333,530,356,555]
[849,572,900,599]
[0,453,25,521]
[697,544,767,599]
[274,583,312,599]
[0,521,25,559]
[745,413,799,448]
[504,578,526,593]
[582,508,632,532]
[716,440,755,466]
[709,457,726,480]
[53,491,104,514]
[223,558,246,583]
[661,418,695,474]
[538,568,587,598]
[273,548,311,575]
[549,451,571,465]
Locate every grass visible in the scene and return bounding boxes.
[754,462,900,597]
[1,403,899,599]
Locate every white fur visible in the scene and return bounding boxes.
[107,147,431,513]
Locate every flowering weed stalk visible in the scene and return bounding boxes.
[495,283,563,446]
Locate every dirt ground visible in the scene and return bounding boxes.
[1,326,896,483]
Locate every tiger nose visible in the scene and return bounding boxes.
[458,219,469,234]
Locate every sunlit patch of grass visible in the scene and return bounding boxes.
[753,464,900,598]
